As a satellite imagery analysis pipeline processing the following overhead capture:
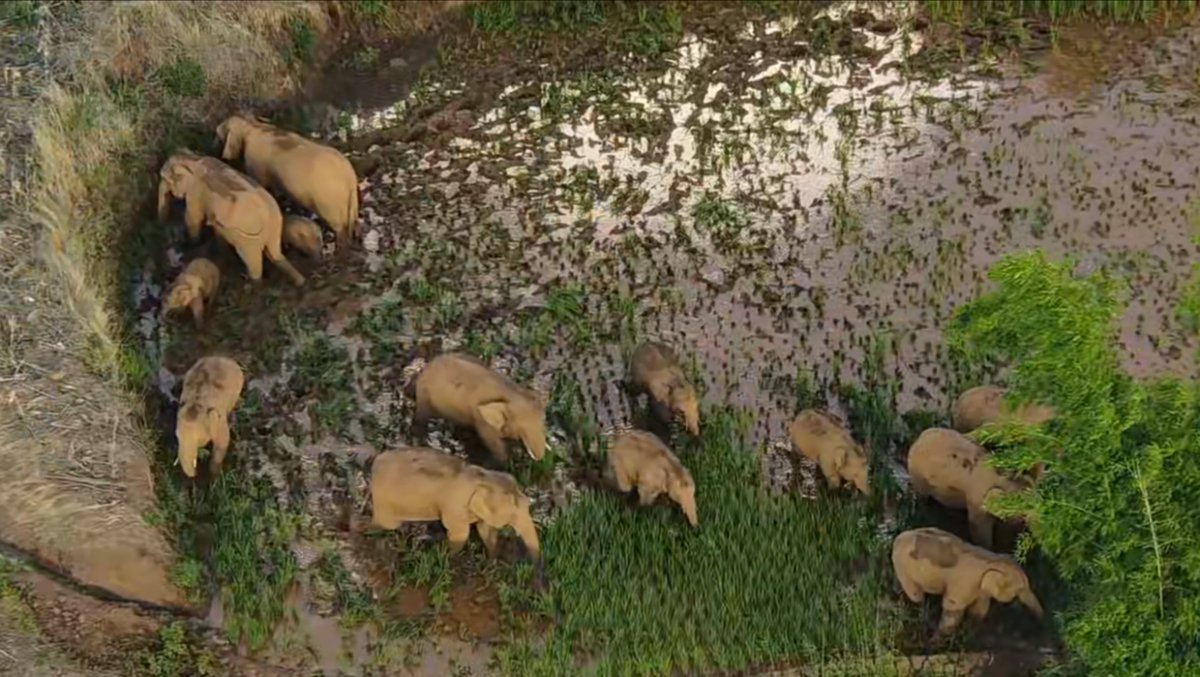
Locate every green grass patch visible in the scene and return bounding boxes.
[466,0,682,57]
[923,0,1197,23]
[155,57,207,98]
[314,546,376,628]
[210,473,300,650]
[498,409,901,676]
[138,622,219,677]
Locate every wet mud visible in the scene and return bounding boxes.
[137,3,1199,674]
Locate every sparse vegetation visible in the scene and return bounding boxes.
[139,622,219,677]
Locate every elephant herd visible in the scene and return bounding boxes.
[789,384,1050,636]
[160,114,1047,639]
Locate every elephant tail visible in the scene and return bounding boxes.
[347,180,360,239]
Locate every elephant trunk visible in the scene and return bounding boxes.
[522,427,547,461]
[1019,589,1044,618]
[177,439,199,479]
[514,511,541,562]
[156,180,172,222]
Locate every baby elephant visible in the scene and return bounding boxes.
[892,527,1043,637]
[163,258,220,326]
[629,341,700,436]
[952,385,1055,434]
[788,409,870,496]
[413,353,547,462]
[907,428,1027,550]
[370,447,540,561]
[607,430,698,528]
[283,215,324,260]
[176,356,244,478]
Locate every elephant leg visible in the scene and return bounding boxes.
[411,397,432,440]
[209,440,229,476]
[613,465,633,493]
[443,517,471,555]
[968,595,992,619]
[235,243,265,281]
[935,607,965,637]
[264,240,306,287]
[819,458,843,490]
[897,571,925,604]
[637,483,661,506]
[967,507,995,550]
[476,423,510,463]
[476,522,500,558]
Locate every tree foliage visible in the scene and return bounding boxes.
[948,251,1200,675]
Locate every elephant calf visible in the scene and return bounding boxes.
[629,341,700,436]
[176,356,244,478]
[413,353,547,462]
[788,409,870,496]
[283,215,324,260]
[893,527,1044,636]
[370,447,540,561]
[217,115,360,247]
[907,428,1027,550]
[952,385,1055,434]
[164,258,220,326]
[607,430,698,527]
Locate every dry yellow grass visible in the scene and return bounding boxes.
[0,0,330,609]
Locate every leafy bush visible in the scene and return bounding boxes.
[948,251,1200,675]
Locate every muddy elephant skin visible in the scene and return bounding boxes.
[283,214,324,260]
[892,527,1044,636]
[217,114,360,246]
[163,257,220,326]
[412,353,547,462]
[907,428,1028,550]
[175,356,245,478]
[157,150,305,287]
[629,341,701,436]
[787,409,871,496]
[608,430,698,527]
[370,447,541,560]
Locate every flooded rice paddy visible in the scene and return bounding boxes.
[139,3,1199,674]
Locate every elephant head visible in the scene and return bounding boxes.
[157,151,202,222]
[163,278,200,315]
[838,444,871,496]
[655,377,700,436]
[468,473,541,560]
[667,469,698,528]
[215,114,254,161]
[477,397,547,460]
[175,402,228,478]
[980,562,1043,618]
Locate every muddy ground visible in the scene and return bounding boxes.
[125,2,1199,675]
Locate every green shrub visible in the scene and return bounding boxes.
[948,251,1200,675]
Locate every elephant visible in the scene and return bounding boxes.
[412,353,547,462]
[892,527,1044,637]
[607,430,698,528]
[216,114,360,247]
[787,409,871,496]
[157,150,305,287]
[907,428,1028,550]
[283,215,324,260]
[369,447,540,561]
[629,341,700,436]
[176,356,244,478]
[163,257,220,326]
[951,385,1055,434]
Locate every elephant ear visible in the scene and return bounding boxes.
[979,568,1011,600]
[832,444,849,471]
[468,483,505,528]
[477,401,509,431]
